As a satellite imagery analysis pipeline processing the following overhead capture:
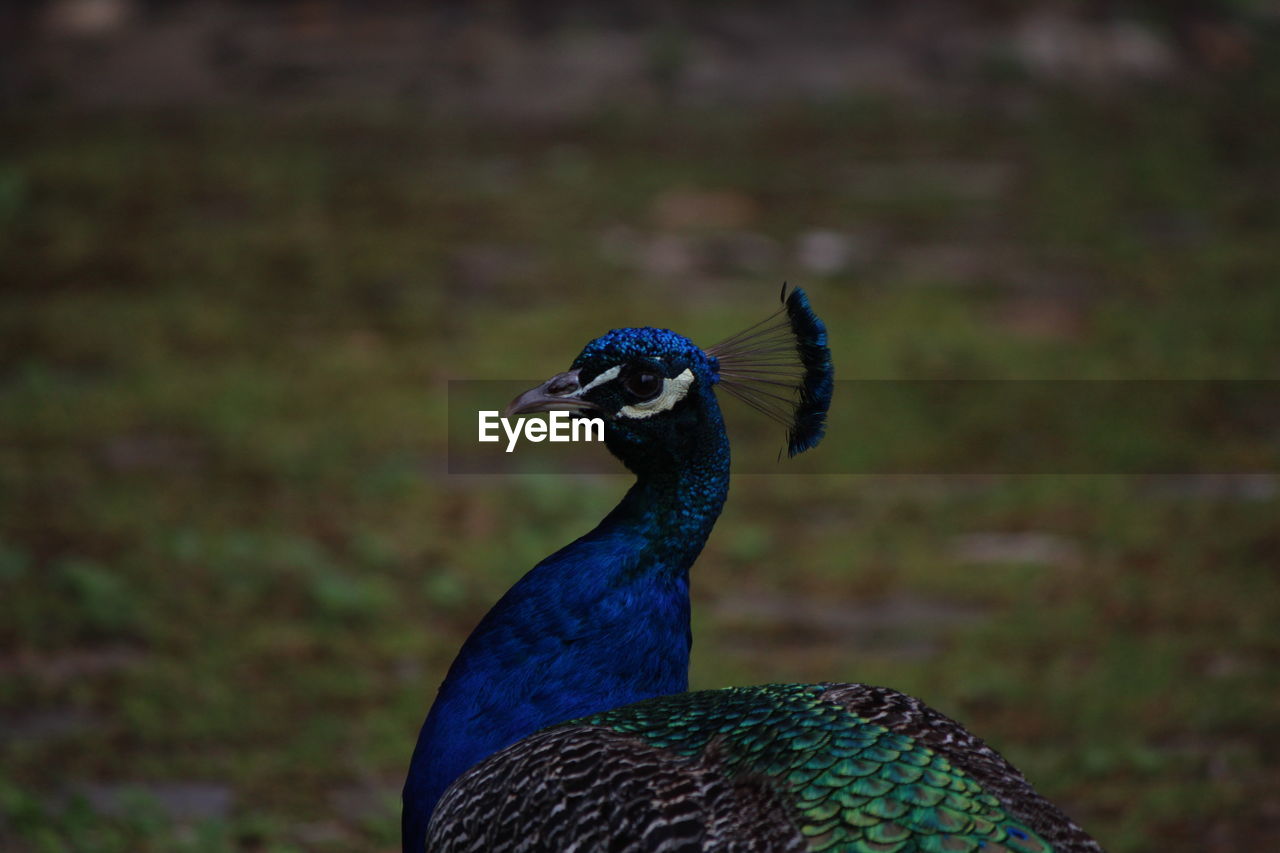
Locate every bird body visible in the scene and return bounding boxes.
[403,327,732,848]
[403,288,1101,851]
[403,470,723,846]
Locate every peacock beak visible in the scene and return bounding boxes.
[504,370,604,418]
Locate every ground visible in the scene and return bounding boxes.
[2,67,1279,851]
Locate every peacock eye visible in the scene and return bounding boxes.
[622,370,663,401]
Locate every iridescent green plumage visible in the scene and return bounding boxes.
[575,684,1051,853]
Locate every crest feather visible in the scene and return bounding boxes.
[706,285,833,457]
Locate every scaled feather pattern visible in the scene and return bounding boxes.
[428,684,1100,852]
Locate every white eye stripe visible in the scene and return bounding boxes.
[617,368,695,419]
[574,365,621,396]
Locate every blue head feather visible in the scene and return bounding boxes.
[573,326,709,372]
[571,327,727,478]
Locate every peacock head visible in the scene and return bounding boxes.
[505,286,834,475]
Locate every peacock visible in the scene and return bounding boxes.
[403,287,1102,852]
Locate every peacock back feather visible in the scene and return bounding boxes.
[583,684,1048,852]
[428,683,1098,852]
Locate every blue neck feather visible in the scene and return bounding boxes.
[402,395,730,850]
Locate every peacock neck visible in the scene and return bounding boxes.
[402,429,730,850]
[603,446,731,575]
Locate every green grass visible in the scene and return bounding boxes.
[2,74,1279,850]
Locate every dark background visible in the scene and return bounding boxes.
[2,2,1279,850]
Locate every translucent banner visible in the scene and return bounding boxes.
[447,380,1279,475]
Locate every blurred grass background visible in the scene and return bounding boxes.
[3,2,1280,851]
